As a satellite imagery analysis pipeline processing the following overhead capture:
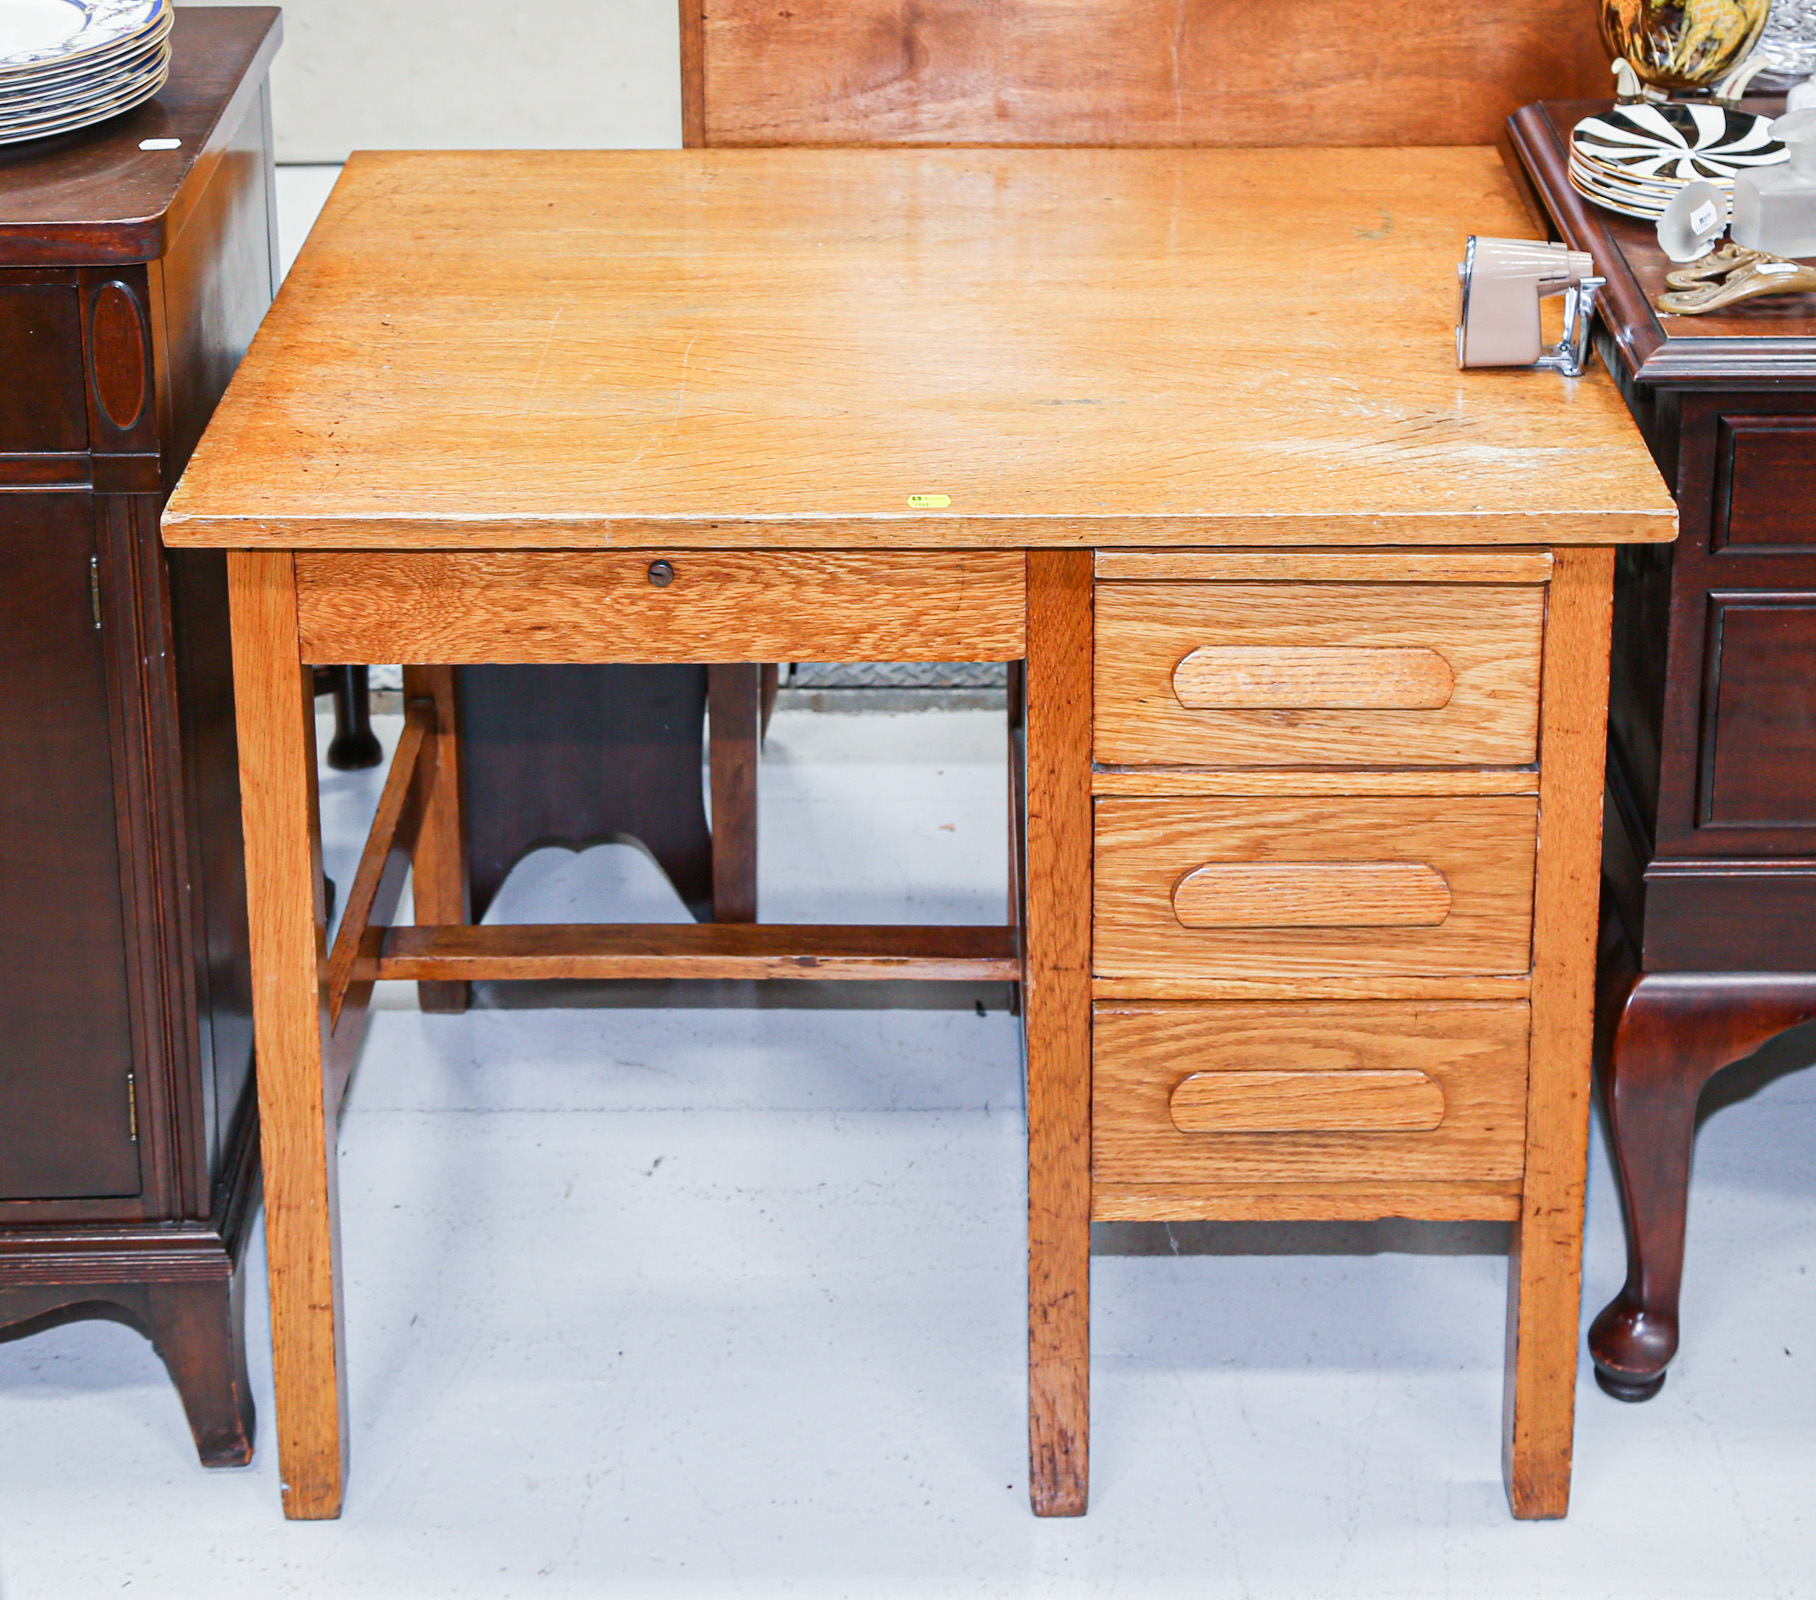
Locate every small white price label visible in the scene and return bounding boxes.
[1689,200,1719,235]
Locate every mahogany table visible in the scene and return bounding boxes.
[162,145,1675,1520]
[1511,100,1816,1402]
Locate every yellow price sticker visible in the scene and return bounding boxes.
[907,493,951,509]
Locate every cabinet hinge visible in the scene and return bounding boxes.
[89,555,102,630]
[126,1072,138,1141]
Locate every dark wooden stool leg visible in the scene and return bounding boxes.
[1590,973,1816,1400]
[708,664,760,922]
[323,665,383,771]
[144,1272,256,1468]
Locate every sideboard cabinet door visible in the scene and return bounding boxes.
[0,490,140,1200]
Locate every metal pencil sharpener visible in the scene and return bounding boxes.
[1455,236,1606,377]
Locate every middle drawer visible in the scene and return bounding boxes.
[1094,581,1545,767]
[1094,795,1538,985]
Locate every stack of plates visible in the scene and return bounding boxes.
[0,0,171,148]
[1570,101,1787,220]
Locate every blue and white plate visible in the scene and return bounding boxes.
[0,0,165,73]
[0,0,170,146]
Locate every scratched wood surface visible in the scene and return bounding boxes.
[163,148,1675,551]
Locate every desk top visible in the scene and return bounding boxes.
[163,146,1676,550]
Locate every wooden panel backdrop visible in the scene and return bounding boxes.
[685,0,1611,148]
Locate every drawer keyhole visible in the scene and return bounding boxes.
[648,559,676,588]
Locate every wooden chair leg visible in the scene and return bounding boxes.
[323,665,383,771]
[403,666,470,1013]
[1023,553,1092,1516]
[1589,972,1816,1401]
[759,662,780,742]
[228,551,346,1520]
[708,663,760,923]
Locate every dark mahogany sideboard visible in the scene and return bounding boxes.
[0,7,281,1463]
[1511,100,1816,1401]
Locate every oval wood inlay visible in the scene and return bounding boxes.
[1168,1069,1447,1133]
[89,281,147,432]
[1171,646,1455,710]
[1171,861,1453,928]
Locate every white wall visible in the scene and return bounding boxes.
[179,0,680,162]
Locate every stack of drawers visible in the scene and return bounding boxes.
[1088,547,1556,1226]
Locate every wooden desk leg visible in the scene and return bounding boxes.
[403,665,470,1013]
[1504,545,1614,1520]
[1023,550,1092,1517]
[228,552,347,1519]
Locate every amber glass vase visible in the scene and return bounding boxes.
[1600,0,1773,90]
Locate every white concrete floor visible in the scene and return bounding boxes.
[4,707,1816,1597]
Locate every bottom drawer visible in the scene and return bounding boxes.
[1092,1000,1530,1189]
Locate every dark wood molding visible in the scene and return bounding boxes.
[1509,100,1816,386]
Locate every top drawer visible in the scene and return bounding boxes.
[0,274,87,458]
[1094,581,1545,768]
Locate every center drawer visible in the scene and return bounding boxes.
[1094,795,1538,984]
[1094,581,1545,767]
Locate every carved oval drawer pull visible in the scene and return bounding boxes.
[1168,1069,1447,1133]
[1171,861,1452,928]
[1171,646,1455,710]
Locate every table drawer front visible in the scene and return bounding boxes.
[1092,1000,1530,1187]
[1093,582,1544,767]
[293,549,1026,664]
[1093,796,1537,983]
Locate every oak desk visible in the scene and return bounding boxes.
[162,147,1676,1521]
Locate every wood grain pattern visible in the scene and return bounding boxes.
[1503,545,1615,1521]
[1172,646,1455,711]
[1093,1001,1529,1188]
[1171,861,1453,929]
[1093,974,1533,1002]
[1023,549,1092,1518]
[696,0,1610,148]
[1095,583,1545,768]
[160,149,1675,551]
[1091,768,1540,798]
[1168,1070,1446,1134]
[1093,548,1556,584]
[400,666,469,1014]
[225,550,345,1520]
[1092,1181,1523,1223]
[293,551,1026,664]
[370,922,1018,981]
[1094,797,1537,985]
[324,703,433,1027]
